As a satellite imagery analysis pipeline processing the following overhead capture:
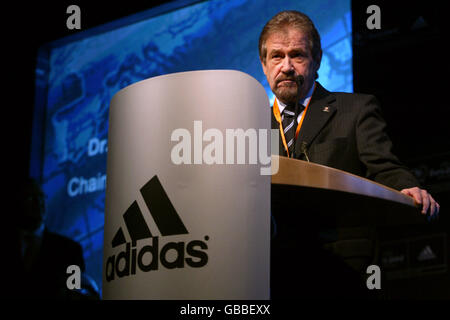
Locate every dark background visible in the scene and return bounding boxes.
[6,0,449,299]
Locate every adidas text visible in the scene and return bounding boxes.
[105,236,209,282]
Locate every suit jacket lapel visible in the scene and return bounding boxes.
[295,82,336,157]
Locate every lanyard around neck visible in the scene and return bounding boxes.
[272,84,315,157]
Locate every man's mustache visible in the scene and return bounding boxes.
[276,76,297,85]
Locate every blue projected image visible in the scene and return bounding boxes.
[34,0,352,294]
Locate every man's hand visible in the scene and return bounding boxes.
[401,187,440,219]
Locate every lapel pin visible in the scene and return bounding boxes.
[322,106,330,112]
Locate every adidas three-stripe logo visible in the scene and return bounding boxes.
[112,175,188,247]
[105,175,209,282]
[417,245,437,261]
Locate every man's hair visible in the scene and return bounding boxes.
[259,10,322,68]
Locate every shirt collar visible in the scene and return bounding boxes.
[276,81,316,114]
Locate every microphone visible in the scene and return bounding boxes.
[300,141,310,162]
[291,75,304,159]
[295,74,304,88]
[294,74,304,113]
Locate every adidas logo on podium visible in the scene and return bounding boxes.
[105,175,209,282]
[417,245,437,262]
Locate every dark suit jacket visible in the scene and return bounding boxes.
[271,82,419,190]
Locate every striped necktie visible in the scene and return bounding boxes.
[282,103,305,157]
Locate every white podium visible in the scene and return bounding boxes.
[103,70,271,299]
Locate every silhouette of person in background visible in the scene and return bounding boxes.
[12,178,100,299]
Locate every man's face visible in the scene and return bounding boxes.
[261,27,321,105]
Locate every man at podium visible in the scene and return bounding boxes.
[259,10,439,217]
[259,10,439,298]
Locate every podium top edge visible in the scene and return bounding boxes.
[271,155,417,208]
[110,69,262,101]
